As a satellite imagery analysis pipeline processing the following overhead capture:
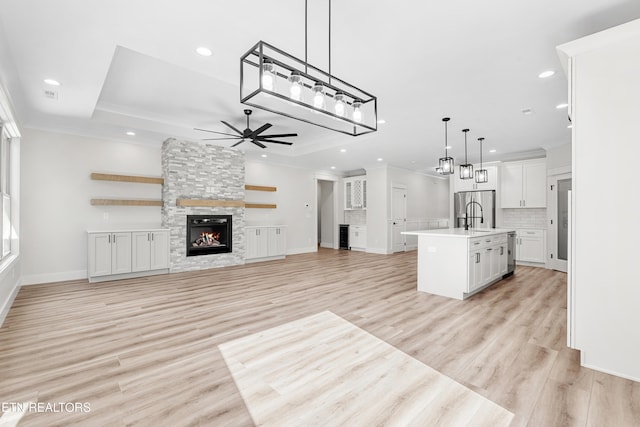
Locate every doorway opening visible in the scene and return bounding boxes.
[391,184,407,253]
[547,173,572,272]
[317,179,336,249]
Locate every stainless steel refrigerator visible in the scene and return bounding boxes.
[454,190,496,229]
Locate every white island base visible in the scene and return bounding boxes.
[403,228,514,300]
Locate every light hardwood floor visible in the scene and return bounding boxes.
[1,249,639,426]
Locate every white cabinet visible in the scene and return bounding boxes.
[467,234,508,293]
[453,165,498,192]
[344,176,367,210]
[132,230,169,272]
[500,160,546,208]
[88,229,169,282]
[515,229,545,263]
[246,226,287,262]
[349,225,367,250]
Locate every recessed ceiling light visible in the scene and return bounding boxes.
[261,154,268,158]
[538,70,555,79]
[377,158,383,162]
[126,131,136,136]
[445,145,452,149]
[567,124,573,129]
[330,166,336,170]
[556,103,568,109]
[196,46,213,57]
[44,78,60,86]
[489,149,497,153]
[340,148,347,153]
[377,119,386,124]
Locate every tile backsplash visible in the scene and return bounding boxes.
[344,209,366,225]
[501,208,547,229]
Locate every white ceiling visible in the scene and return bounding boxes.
[0,0,638,175]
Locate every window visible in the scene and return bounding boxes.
[0,125,10,258]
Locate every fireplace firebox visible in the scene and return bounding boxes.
[186,215,232,256]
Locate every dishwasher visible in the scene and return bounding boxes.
[505,231,516,277]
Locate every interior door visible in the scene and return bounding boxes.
[391,186,407,252]
[547,173,572,272]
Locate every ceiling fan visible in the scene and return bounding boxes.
[194,109,297,148]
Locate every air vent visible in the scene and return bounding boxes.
[44,90,58,100]
[521,108,533,115]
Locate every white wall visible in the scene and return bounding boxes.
[365,165,388,254]
[546,143,571,172]
[559,19,640,381]
[244,160,317,254]
[388,166,449,220]
[21,128,161,284]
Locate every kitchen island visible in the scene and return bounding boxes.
[402,228,515,300]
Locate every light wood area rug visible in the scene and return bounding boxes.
[218,311,514,426]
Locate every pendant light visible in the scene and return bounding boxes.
[475,137,488,183]
[460,128,473,179]
[438,117,454,175]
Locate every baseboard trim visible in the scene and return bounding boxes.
[580,354,640,383]
[0,281,20,327]
[21,270,87,286]
[366,247,393,255]
[287,246,318,255]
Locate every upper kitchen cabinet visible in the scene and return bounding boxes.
[500,160,546,208]
[452,165,498,192]
[344,176,367,210]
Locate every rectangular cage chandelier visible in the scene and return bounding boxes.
[239,1,377,137]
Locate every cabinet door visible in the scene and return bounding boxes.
[131,232,151,272]
[500,165,523,208]
[481,248,493,284]
[111,232,132,275]
[150,231,169,270]
[362,180,367,209]
[352,179,363,208]
[468,251,483,291]
[498,245,508,275]
[523,163,547,208]
[255,228,269,258]
[268,227,286,256]
[344,181,353,210]
[518,235,545,262]
[489,246,501,280]
[88,233,112,277]
[454,174,476,192]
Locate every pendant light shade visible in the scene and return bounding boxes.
[438,117,454,175]
[475,137,488,183]
[459,128,473,179]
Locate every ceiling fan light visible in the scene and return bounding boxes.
[261,60,276,92]
[334,92,346,117]
[313,82,325,109]
[353,100,363,123]
[289,72,303,101]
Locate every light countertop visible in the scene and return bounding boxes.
[402,228,515,238]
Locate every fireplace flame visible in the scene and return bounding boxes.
[193,231,222,247]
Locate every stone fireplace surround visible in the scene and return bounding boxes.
[161,139,245,272]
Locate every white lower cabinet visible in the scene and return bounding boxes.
[88,229,169,282]
[132,231,169,272]
[467,234,508,293]
[349,225,367,250]
[246,226,287,262]
[515,229,545,263]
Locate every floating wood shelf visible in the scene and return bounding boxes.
[176,199,245,208]
[245,184,277,192]
[176,199,277,209]
[91,173,164,185]
[91,199,163,207]
[245,203,277,209]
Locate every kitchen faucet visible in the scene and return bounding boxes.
[464,201,484,231]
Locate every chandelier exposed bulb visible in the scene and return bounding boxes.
[313,82,325,109]
[334,92,346,117]
[261,60,276,91]
[353,100,363,123]
[289,72,303,101]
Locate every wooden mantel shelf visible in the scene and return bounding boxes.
[176,199,276,209]
[245,184,277,192]
[91,199,163,207]
[91,173,164,185]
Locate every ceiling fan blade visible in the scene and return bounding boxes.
[249,123,272,138]
[251,140,267,149]
[231,140,246,147]
[194,128,239,137]
[201,137,244,141]
[259,139,294,146]
[256,133,298,139]
[221,120,243,135]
